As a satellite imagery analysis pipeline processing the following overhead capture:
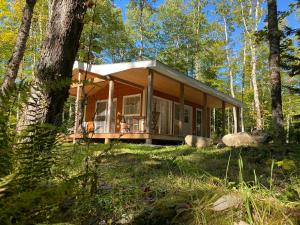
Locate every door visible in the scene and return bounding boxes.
[153,97,172,135]
[183,105,193,136]
[196,108,202,136]
[94,99,116,133]
[173,103,193,136]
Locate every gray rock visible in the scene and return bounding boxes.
[211,194,242,211]
[185,135,213,148]
[222,132,258,147]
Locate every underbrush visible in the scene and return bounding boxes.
[0,143,299,225]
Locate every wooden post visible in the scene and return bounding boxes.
[221,101,225,137]
[202,93,207,137]
[236,107,241,132]
[105,79,114,144]
[146,69,153,144]
[179,83,184,137]
[73,72,81,143]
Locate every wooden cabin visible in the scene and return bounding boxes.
[69,60,243,144]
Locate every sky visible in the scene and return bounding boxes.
[114,0,299,29]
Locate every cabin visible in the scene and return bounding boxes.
[69,60,243,144]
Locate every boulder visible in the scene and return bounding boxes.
[251,129,272,144]
[185,135,213,148]
[222,132,258,147]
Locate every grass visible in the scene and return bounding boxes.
[0,142,300,225]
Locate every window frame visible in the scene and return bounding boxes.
[122,94,142,116]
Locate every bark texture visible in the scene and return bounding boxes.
[1,0,37,95]
[18,0,86,129]
[267,0,285,142]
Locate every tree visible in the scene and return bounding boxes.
[240,0,264,130]
[18,0,87,129]
[267,0,285,142]
[1,0,37,96]
[126,0,157,59]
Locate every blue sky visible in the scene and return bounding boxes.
[114,0,298,29]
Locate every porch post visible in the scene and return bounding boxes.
[105,79,114,144]
[221,101,225,137]
[179,83,184,137]
[146,69,153,144]
[201,93,207,137]
[73,72,81,143]
[236,107,241,132]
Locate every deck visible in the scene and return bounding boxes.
[69,132,184,142]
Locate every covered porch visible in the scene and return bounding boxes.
[69,60,243,144]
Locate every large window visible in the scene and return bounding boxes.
[123,94,141,131]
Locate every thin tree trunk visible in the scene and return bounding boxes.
[267,0,285,143]
[241,36,246,132]
[223,17,237,133]
[18,0,86,131]
[250,42,263,130]
[1,0,37,95]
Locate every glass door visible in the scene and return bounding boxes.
[94,100,116,133]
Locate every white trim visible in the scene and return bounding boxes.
[122,94,142,116]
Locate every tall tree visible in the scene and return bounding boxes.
[240,0,264,130]
[126,0,157,59]
[18,0,87,130]
[1,0,37,96]
[267,0,285,142]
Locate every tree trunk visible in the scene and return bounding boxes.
[223,17,237,133]
[1,0,37,96]
[18,0,86,130]
[250,42,263,130]
[241,0,263,131]
[267,0,285,143]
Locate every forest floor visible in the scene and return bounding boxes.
[1,142,300,225]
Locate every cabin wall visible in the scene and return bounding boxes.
[85,82,211,136]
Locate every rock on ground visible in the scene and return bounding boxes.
[185,135,213,148]
[211,194,242,211]
[222,132,270,147]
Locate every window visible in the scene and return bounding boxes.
[123,95,141,116]
[123,94,141,132]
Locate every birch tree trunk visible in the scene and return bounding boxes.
[241,0,263,130]
[18,0,86,130]
[267,0,285,142]
[223,17,238,133]
[1,0,37,96]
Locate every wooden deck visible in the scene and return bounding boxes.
[69,132,184,141]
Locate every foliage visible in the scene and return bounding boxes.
[1,143,300,224]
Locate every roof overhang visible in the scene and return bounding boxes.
[72,60,243,108]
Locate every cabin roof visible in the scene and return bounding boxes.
[73,60,243,108]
